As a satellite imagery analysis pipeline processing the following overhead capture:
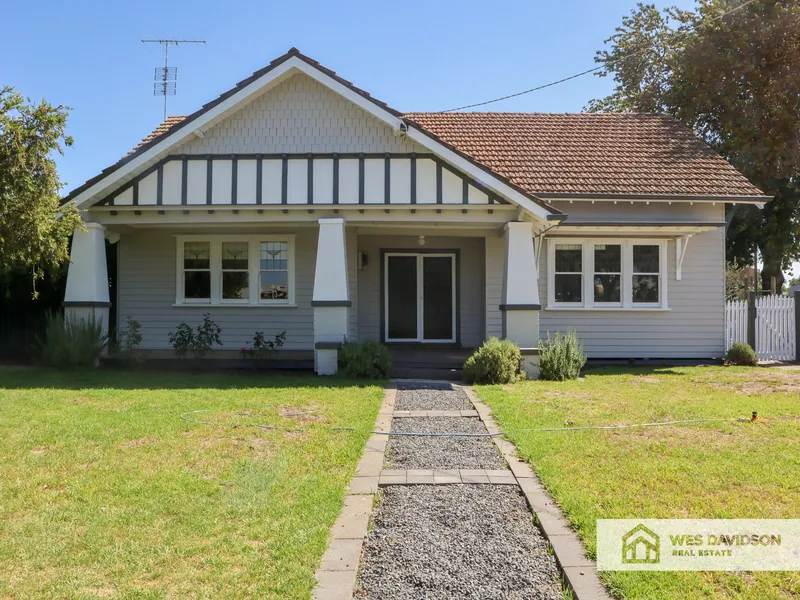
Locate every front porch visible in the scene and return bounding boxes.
[65,215,544,376]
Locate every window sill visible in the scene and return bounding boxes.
[545,306,670,312]
[172,303,298,308]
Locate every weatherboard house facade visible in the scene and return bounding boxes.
[62,49,767,375]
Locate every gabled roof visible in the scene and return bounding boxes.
[64,48,560,219]
[63,48,766,212]
[405,112,766,199]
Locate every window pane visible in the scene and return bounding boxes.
[555,274,582,302]
[594,274,621,303]
[594,244,621,272]
[222,271,249,300]
[184,271,210,299]
[184,242,210,269]
[555,245,582,272]
[260,241,288,271]
[222,242,249,270]
[632,275,659,303]
[260,270,288,300]
[633,245,660,273]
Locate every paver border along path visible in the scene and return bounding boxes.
[313,381,611,600]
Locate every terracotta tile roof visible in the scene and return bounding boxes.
[129,115,187,154]
[133,111,764,199]
[405,112,764,198]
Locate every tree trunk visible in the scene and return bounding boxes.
[760,249,785,294]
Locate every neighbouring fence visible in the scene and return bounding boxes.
[726,292,798,361]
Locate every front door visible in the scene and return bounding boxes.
[384,253,456,343]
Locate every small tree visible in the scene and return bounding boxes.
[0,87,82,295]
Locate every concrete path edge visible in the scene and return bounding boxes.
[462,385,613,600]
[312,384,396,600]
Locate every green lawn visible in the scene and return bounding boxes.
[477,366,800,600]
[0,368,383,599]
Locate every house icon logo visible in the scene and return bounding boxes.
[621,524,660,564]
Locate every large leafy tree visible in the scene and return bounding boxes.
[0,87,82,295]
[589,0,800,290]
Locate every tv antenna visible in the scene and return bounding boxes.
[141,38,206,120]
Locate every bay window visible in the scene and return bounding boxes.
[547,239,667,309]
[176,235,295,306]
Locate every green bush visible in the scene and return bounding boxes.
[462,337,521,384]
[726,342,758,366]
[539,330,586,381]
[118,316,146,366]
[37,311,108,369]
[168,313,222,359]
[338,341,391,378]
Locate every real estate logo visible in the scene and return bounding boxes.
[621,524,660,564]
[598,519,800,571]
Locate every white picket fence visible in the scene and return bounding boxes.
[726,295,796,361]
[725,299,748,352]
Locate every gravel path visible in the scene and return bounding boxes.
[395,381,473,411]
[385,417,505,470]
[356,485,563,600]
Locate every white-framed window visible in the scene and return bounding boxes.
[547,239,668,310]
[259,241,289,301]
[175,235,296,306]
[553,243,583,304]
[182,241,211,303]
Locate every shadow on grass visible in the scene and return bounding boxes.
[582,365,694,377]
[0,366,385,391]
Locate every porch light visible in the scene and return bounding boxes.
[418,235,426,247]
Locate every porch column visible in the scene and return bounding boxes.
[501,221,541,378]
[64,222,110,339]
[312,218,350,375]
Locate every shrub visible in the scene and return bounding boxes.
[462,337,521,384]
[241,330,286,370]
[338,341,391,378]
[168,313,222,359]
[539,330,586,381]
[726,342,758,366]
[37,311,108,369]
[118,317,146,366]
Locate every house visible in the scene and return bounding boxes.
[61,48,768,376]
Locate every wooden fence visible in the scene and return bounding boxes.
[726,293,797,361]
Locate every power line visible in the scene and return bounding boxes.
[438,0,764,113]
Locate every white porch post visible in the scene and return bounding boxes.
[312,218,350,375]
[64,222,110,340]
[502,221,541,378]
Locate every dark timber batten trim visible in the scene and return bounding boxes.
[181,156,188,205]
[384,153,391,204]
[255,155,263,204]
[436,162,443,204]
[88,152,525,210]
[358,153,365,204]
[410,153,417,204]
[332,154,339,204]
[307,154,314,204]
[156,164,164,205]
[231,155,238,205]
[281,154,288,205]
[206,156,213,205]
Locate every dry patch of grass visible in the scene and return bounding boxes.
[478,366,800,600]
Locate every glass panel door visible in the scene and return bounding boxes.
[386,255,418,340]
[422,256,454,341]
